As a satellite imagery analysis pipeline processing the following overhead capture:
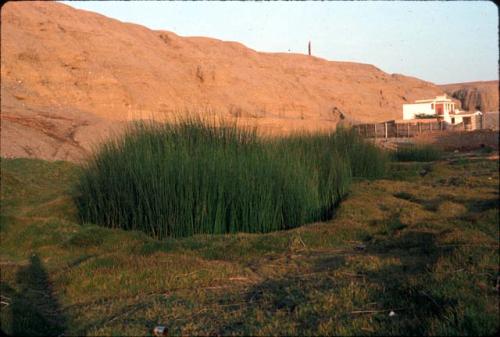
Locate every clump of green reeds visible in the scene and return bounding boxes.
[392,144,443,162]
[75,120,387,238]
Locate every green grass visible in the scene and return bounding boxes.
[392,144,443,162]
[75,120,387,238]
[0,150,498,336]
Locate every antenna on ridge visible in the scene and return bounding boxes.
[308,41,311,56]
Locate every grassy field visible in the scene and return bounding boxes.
[392,144,443,162]
[0,151,498,336]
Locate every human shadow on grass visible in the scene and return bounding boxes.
[0,254,67,336]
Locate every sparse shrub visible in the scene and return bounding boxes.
[393,191,417,202]
[479,144,494,154]
[415,113,438,119]
[392,144,442,162]
[75,120,387,238]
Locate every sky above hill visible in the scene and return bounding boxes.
[63,0,498,84]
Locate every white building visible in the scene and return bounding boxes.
[403,94,482,128]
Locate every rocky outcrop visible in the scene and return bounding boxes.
[440,81,498,112]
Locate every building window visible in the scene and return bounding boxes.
[451,118,455,124]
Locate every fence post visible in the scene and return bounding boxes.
[384,122,388,138]
[407,123,410,138]
[396,123,398,138]
[374,124,377,139]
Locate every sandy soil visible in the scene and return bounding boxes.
[0,1,459,162]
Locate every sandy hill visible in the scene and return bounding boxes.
[1,1,446,162]
[439,81,499,113]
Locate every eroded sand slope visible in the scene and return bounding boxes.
[1,1,446,161]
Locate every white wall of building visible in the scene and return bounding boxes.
[446,115,459,124]
[402,95,468,125]
[403,103,434,120]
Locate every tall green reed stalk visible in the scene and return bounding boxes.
[75,119,387,238]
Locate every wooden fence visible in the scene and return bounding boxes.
[353,116,482,139]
